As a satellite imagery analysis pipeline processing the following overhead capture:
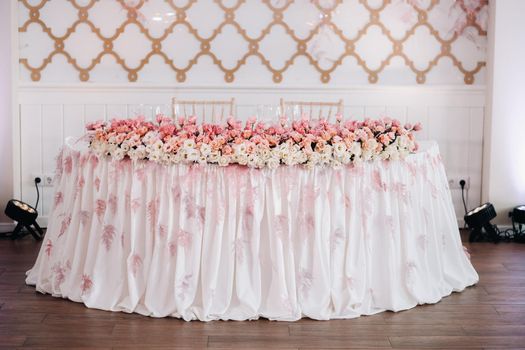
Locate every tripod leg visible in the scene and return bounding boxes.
[469,227,481,242]
[11,222,25,240]
[484,223,500,243]
[32,221,44,240]
[25,224,42,241]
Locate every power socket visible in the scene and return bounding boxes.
[34,174,54,187]
[448,177,470,190]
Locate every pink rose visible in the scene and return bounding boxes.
[242,130,252,139]
[86,120,104,131]
[222,145,233,155]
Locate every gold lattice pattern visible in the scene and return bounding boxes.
[19,0,487,84]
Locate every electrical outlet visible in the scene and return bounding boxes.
[448,177,470,190]
[34,174,55,187]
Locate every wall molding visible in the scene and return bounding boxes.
[0,222,15,231]
[18,83,486,93]
[18,84,486,109]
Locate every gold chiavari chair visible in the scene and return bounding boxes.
[172,98,236,123]
[280,98,343,122]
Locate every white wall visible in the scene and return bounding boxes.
[0,0,13,228]
[17,84,485,227]
[483,0,525,224]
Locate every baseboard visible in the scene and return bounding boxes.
[36,216,48,229]
[0,222,15,231]
[1,219,47,232]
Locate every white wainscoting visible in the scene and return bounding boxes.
[16,84,485,226]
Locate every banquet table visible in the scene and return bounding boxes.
[26,140,478,321]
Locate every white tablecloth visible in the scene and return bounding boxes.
[26,141,478,321]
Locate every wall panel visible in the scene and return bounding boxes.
[18,0,488,85]
[17,84,485,226]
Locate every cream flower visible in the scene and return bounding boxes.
[218,155,230,167]
[200,143,212,156]
[183,138,196,149]
[333,142,347,157]
[266,157,279,169]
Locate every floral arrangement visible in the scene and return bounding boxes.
[86,115,421,169]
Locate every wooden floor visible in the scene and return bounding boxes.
[1,231,524,349]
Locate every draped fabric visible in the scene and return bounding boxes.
[26,141,478,321]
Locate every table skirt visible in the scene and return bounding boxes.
[26,141,478,321]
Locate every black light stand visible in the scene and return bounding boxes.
[509,205,525,243]
[464,202,500,243]
[3,199,44,240]
[1,177,44,241]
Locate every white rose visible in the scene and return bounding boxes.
[320,152,331,165]
[341,152,351,165]
[161,153,172,164]
[304,160,315,170]
[389,149,400,161]
[350,142,362,157]
[200,143,212,156]
[323,144,333,156]
[237,154,248,165]
[333,142,347,157]
[183,138,196,149]
[282,153,295,166]
[198,155,207,165]
[208,151,220,163]
[279,148,290,160]
[218,155,230,167]
[366,139,378,153]
[107,143,118,154]
[234,143,247,156]
[172,152,183,164]
[266,157,279,169]
[120,140,131,152]
[111,148,126,161]
[149,152,162,163]
[308,152,320,165]
[247,154,258,168]
[187,149,199,162]
[299,151,308,163]
[258,148,271,160]
[331,159,343,169]
[130,145,147,160]
[153,139,163,151]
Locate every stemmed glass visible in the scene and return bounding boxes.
[255,105,283,123]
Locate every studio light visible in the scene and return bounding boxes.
[509,205,525,243]
[4,199,44,240]
[464,202,500,243]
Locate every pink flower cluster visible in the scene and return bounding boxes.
[86,115,421,169]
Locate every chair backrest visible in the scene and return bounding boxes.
[172,98,235,123]
[280,98,343,122]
